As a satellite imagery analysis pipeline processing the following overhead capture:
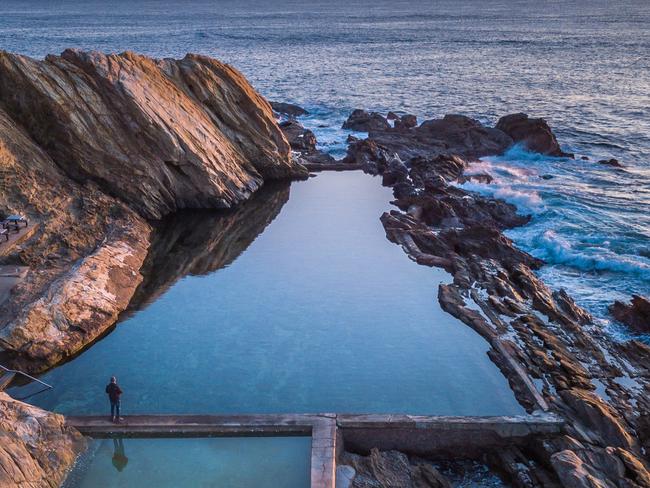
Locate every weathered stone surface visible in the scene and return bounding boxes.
[0,392,86,488]
[609,295,650,333]
[0,217,150,372]
[496,113,570,157]
[0,49,306,220]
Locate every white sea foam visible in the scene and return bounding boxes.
[532,230,650,279]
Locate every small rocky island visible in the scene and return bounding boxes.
[0,51,649,487]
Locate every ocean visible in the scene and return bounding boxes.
[1,0,648,339]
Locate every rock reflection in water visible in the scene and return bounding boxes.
[125,180,290,315]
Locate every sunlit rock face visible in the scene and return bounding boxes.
[0,49,306,220]
[0,392,86,487]
[0,50,304,372]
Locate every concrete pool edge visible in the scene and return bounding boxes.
[67,412,564,488]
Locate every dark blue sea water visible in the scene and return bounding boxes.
[0,1,648,334]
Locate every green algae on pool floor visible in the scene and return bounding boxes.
[11,172,524,416]
[62,436,311,488]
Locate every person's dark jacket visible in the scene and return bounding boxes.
[106,383,123,403]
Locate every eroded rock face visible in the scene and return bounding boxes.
[496,113,570,157]
[609,295,650,334]
[0,49,306,220]
[0,392,86,488]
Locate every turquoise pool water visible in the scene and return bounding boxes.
[12,172,523,415]
[62,436,311,488]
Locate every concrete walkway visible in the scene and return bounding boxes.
[66,412,563,488]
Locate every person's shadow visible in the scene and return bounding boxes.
[111,438,129,472]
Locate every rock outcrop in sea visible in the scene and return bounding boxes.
[0,50,306,373]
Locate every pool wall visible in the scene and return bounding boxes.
[67,412,564,488]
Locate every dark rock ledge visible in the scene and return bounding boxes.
[335,109,650,487]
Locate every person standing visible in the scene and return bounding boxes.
[105,376,123,423]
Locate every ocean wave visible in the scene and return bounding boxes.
[459,181,546,215]
[531,230,650,279]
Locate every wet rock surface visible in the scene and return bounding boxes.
[496,113,572,157]
[335,108,650,487]
[279,120,318,153]
[0,392,86,487]
[609,295,650,334]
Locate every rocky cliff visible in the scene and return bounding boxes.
[0,392,85,487]
[0,50,305,373]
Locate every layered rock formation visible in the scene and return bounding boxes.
[338,111,650,487]
[0,392,85,487]
[0,49,306,220]
[0,50,305,373]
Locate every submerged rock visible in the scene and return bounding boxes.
[496,113,571,157]
[0,392,86,487]
[609,295,650,333]
[598,158,623,168]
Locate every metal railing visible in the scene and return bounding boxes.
[0,363,52,400]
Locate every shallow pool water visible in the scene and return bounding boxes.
[62,436,311,488]
[12,172,522,416]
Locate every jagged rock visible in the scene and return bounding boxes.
[551,450,616,488]
[0,392,86,488]
[270,101,308,117]
[609,295,650,333]
[347,113,513,162]
[408,155,467,185]
[387,111,399,121]
[342,109,390,132]
[496,113,570,157]
[341,449,451,488]
[279,120,318,153]
[0,49,306,220]
[560,389,637,451]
